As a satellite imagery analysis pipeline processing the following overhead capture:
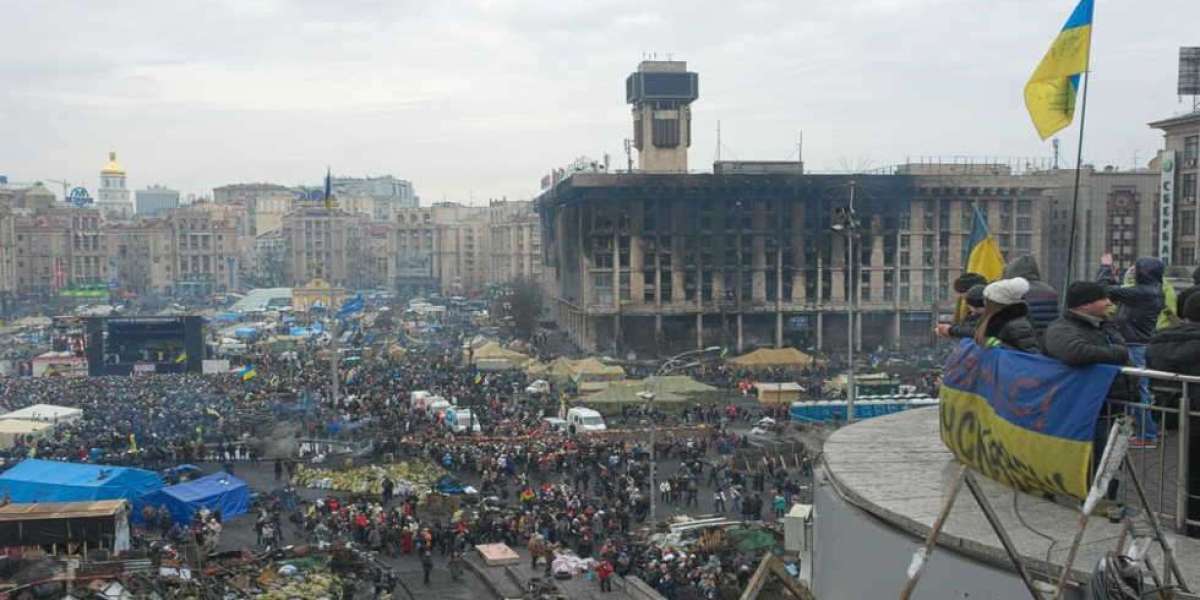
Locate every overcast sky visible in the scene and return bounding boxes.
[1,0,1196,204]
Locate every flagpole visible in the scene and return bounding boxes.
[1061,20,1094,302]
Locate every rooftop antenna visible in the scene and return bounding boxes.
[798,130,804,165]
[1052,138,1061,170]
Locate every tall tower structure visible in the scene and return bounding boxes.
[97,151,132,219]
[626,60,699,173]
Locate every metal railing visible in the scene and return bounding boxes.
[1103,366,1200,534]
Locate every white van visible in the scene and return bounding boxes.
[411,390,433,410]
[567,407,607,434]
[427,399,452,420]
[445,409,482,434]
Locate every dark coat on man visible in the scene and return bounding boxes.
[1147,322,1200,376]
[1042,311,1128,366]
[1176,266,1200,318]
[1098,257,1165,345]
[1004,255,1059,333]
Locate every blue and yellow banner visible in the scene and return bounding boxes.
[1024,0,1093,140]
[939,339,1118,500]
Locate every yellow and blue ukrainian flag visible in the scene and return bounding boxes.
[965,206,1006,283]
[938,340,1119,500]
[237,364,257,381]
[1024,0,1094,140]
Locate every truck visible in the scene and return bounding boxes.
[411,390,433,410]
[445,408,482,434]
[567,407,607,434]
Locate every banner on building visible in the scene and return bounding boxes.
[1159,149,1176,265]
[938,339,1119,500]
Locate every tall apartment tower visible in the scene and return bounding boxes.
[626,60,698,173]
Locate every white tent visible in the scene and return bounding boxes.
[0,420,54,448]
[1,404,83,424]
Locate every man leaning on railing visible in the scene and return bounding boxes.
[1148,293,1200,537]
[1043,281,1130,518]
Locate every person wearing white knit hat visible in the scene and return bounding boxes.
[973,277,1041,353]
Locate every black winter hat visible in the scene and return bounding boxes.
[965,284,986,308]
[954,272,988,294]
[1066,281,1107,309]
[1184,292,1200,322]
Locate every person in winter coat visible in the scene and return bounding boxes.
[1176,265,1200,319]
[1043,281,1128,366]
[1147,293,1200,536]
[1098,254,1166,443]
[1044,281,1130,507]
[938,284,985,339]
[1149,293,1200,375]
[1003,255,1060,334]
[974,277,1041,353]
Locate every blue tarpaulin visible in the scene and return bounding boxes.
[234,327,259,339]
[0,459,163,503]
[288,322,325,337]
[137,472,249,524]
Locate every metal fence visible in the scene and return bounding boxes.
[1103,367,1199,534]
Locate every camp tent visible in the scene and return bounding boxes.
[729,347,815,369]
[467,342,530,370]
[0,459,163,504]
[580,376,720,415]
[0,419,55,448]
[1,404,83,424]
[137,472,250,525]
[567,358,625,384]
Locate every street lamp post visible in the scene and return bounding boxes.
[641,345,722,523]
[831,180,858,423]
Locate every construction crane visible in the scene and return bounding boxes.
[45,179,72,201]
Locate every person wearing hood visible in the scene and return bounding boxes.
[1098,254,1166,445]
[1003,255,1059,333]
[974,277,1041,353]
[1147,293,1200,536]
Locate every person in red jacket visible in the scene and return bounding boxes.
[596,559,615,593]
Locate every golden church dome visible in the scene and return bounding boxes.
[101,151,125,176]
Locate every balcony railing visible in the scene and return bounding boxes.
[1103,367,1200,534]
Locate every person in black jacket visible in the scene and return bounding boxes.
[1043,282,1128,366]
[974,277,1041,353]
[1177,265,1200,318]
[1147,293,1200,536]
[937,284,985,340]
[1003,255,1059,334]
[1098,254,1165,444]
[1044,281,1129,508]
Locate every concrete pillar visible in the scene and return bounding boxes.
[855,312,863,352]
[614,313,622,355]
[655,314,663,356]
[893,311,901,349]
[816,312,824,350]
[736,313,744,353]
[775,311,783,348]
[696,313,704,350]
